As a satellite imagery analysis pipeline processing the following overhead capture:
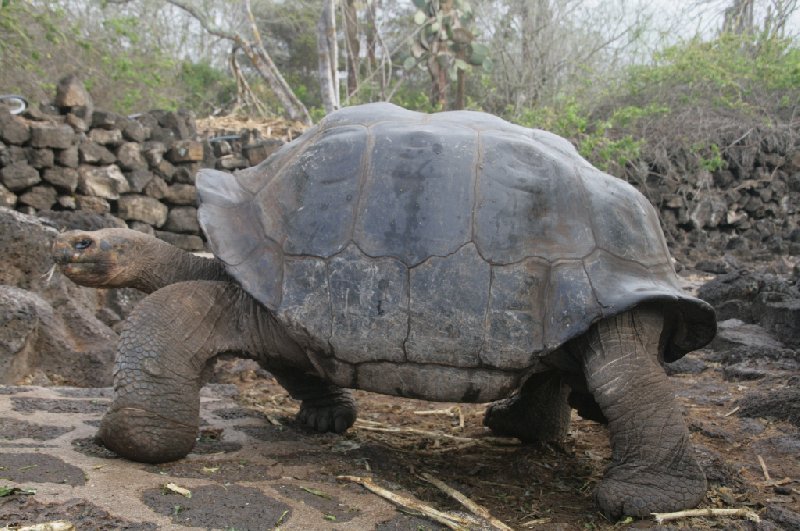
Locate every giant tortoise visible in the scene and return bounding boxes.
[53,103,716,519]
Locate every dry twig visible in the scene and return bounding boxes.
[419,472,513,531]
[652,507,761,524]
[337,475,474,530]
[757,455,771,482]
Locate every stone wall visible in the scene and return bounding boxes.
[0,77,282,251]
[638,131,800,268]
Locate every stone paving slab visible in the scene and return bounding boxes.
[0,384,425,530]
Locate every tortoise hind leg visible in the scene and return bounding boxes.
[265,365,357,433]
[571,306,706,519]
[483,371,571,442]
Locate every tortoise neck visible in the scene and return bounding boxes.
[133,240,232,293]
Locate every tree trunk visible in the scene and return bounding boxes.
[344,0,360,97]
[723,0,755,34]
[455,67,465,110]
[366,0,378,71]
[241,42,312,124]
[317,0,339,113]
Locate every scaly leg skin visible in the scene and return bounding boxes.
[100,281,268,463]
[483,371,571,443]
[266,365,357,434]
[573,307,707,519]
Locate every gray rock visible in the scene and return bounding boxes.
[125,169,154,193]
[242,139,283,166]
[216,154,248,170]
[121,118,148,143]
[27,148,54,169]
[173,163,201,184]
[18,185,57,211]
[0,208,119,386]
[57,145,80,168]
[55,75,93,115]
[57,195,76,209]
[0,286,114,386]
[163,183,196,205]
[141,141,166,166]
[1,161,41,191]
[116,142,147,171]
[42,167,79,193]
[78,165,129,199]
[79,141,116,165]
[143,175,168,199]
[117,195,168,227]
[91,110,123,129]
[757,294,800,347]
[711,319,784,351]
[690,195,728,228]
[30,124,75,149]
[163,206,199,233]
[154,160,176,182]
[167,140,204,163]
[665,354,708,375]
[75,195,111,214]
[154,230,204,251]
[0,184,16,208]
[0,111,31,145]
[88,128,123,146]
[129,221,155,235]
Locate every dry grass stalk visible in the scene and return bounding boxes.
[356,424,519,447]
[757,455,771,482]
[413,406,465,429]
[419,472,514,531]
[337,475,475,530]
[652,507,761,524]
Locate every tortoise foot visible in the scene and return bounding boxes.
[99,407,197,464]
[483,396,534,440]
[595,460,707,520]
[483,372,570,443]
[296,394,357,434]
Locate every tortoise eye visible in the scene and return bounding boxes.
[75,238,93,250]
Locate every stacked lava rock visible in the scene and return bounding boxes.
[0,76,282,251]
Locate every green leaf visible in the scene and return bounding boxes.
[467,42,489,66]
[0,486,36,497]
[430,21,440,33]
[403,56,417,70]
[413,10,426,25]
[300,486,331,499]
[412,0,427,8]
[454,58,470,71]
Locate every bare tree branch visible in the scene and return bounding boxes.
[165,0,311,124]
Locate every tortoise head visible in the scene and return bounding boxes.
[52,228,153,288]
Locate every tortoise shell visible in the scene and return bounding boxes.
[197,103,715,401]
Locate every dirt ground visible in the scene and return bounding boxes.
[1,347,798,530]
[220,350,800,530]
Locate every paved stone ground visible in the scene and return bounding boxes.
[0,384,431,530]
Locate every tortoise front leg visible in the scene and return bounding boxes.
[572,306,707,519]
[265,364,357,433]
[100,281,265,463]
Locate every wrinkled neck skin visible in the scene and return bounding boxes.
[133,240,233,294]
